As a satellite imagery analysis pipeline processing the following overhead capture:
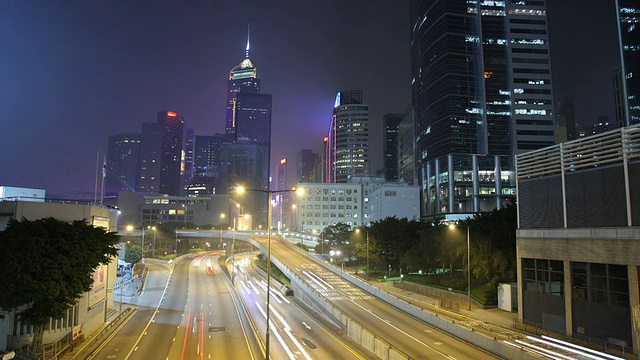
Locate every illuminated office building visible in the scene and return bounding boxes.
[615,0,640,126]
[106,133,140,193]
[137,111,185,196]
[410,0,555,218]
[327,90,369,183]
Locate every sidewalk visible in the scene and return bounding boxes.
[59,268,146,360]
[337,264,521,341]
[375,280,517,329]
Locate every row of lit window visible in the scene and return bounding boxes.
[303,197,357,203]
[304,204,357,210]
[302,212,358,218]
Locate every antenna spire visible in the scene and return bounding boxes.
[245,23,250,58]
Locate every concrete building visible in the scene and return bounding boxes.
[0,186,45,202]
[350,177,420,226]
[368,182,420,224]
[296,183,363,235]
[515,124,640,351]
[0,200,118,352]
[117,191,230,228]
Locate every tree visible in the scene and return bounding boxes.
[125,246,142,264]
[0,217,119,326]
[319,223,352,249]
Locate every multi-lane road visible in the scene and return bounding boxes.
[92,252,367,359]
[246,234,499,360]
[92,255,259,360]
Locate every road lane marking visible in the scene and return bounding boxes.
[180,312,191,360]
[348,299,454,359]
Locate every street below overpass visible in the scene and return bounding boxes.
[90,255,260,360]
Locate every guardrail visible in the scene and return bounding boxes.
[70,308,135,360]
[278,234,539,360]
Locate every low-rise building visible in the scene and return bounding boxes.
[117,191,230,228]
[515,124,640,351]
[296,183,362,234]
[0,199,118,352]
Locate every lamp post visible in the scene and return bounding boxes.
[182,203,188,229]
[219,213,225,249]
[449,224,471,311]
[150,226,156,258]
[356,228,369,281]
[126,225,145,260]
[236,185,303,360]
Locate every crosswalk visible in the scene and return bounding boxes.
[297,263,374,302]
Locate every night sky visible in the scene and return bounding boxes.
[0,1,620,195]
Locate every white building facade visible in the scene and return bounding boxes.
[0,200,118,353]
[296,183,362,234]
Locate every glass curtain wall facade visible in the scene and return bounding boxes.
[327,90,369,183]
[615,0,640,126]
[106,133,140,193]
[410,0,553,217]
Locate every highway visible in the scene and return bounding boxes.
[231,254,366,360]
[247,234,501,360]
[91,255,259,360]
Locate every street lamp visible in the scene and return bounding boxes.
[182,203,188,229]
[449,223,471,311]
[150,226,157,258]
[236,185,304,360]
[126,225,145,260]
[355,228,369,281]
[219,213,225,249]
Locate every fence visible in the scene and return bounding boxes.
[514,319,634,358]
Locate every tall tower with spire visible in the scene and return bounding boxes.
[226,25,261,136]
[221,27,273,225]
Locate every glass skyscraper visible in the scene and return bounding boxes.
[327,90,370,183]
[615,0,640,126]
[410,0,555,218]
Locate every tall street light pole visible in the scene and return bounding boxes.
[151,226,157,258]
[236,185,303,360]
[219,213,225,249]
[449,224,471,311]
[356,228,369,281]
[182,203,188,229]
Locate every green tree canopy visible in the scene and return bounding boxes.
[124,246,142,264]
[0,217,119,325]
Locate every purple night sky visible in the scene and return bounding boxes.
[0,0,619,195]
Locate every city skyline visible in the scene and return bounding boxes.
[0,0,620,195]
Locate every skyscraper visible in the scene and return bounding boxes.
[235,92,272,188]
[226,27,261,136]
[615,0,640,126]
[383,114,403,182]
[106,133,140,193]
[274,158,288,230]
[191,134,232,194]
[296,149,320,184]
[410,0,554,217]
[137,111,185,196]
[220,29,273,225]
[327,90,369,183]
[183,127,195,193]
[222,28,272,194]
